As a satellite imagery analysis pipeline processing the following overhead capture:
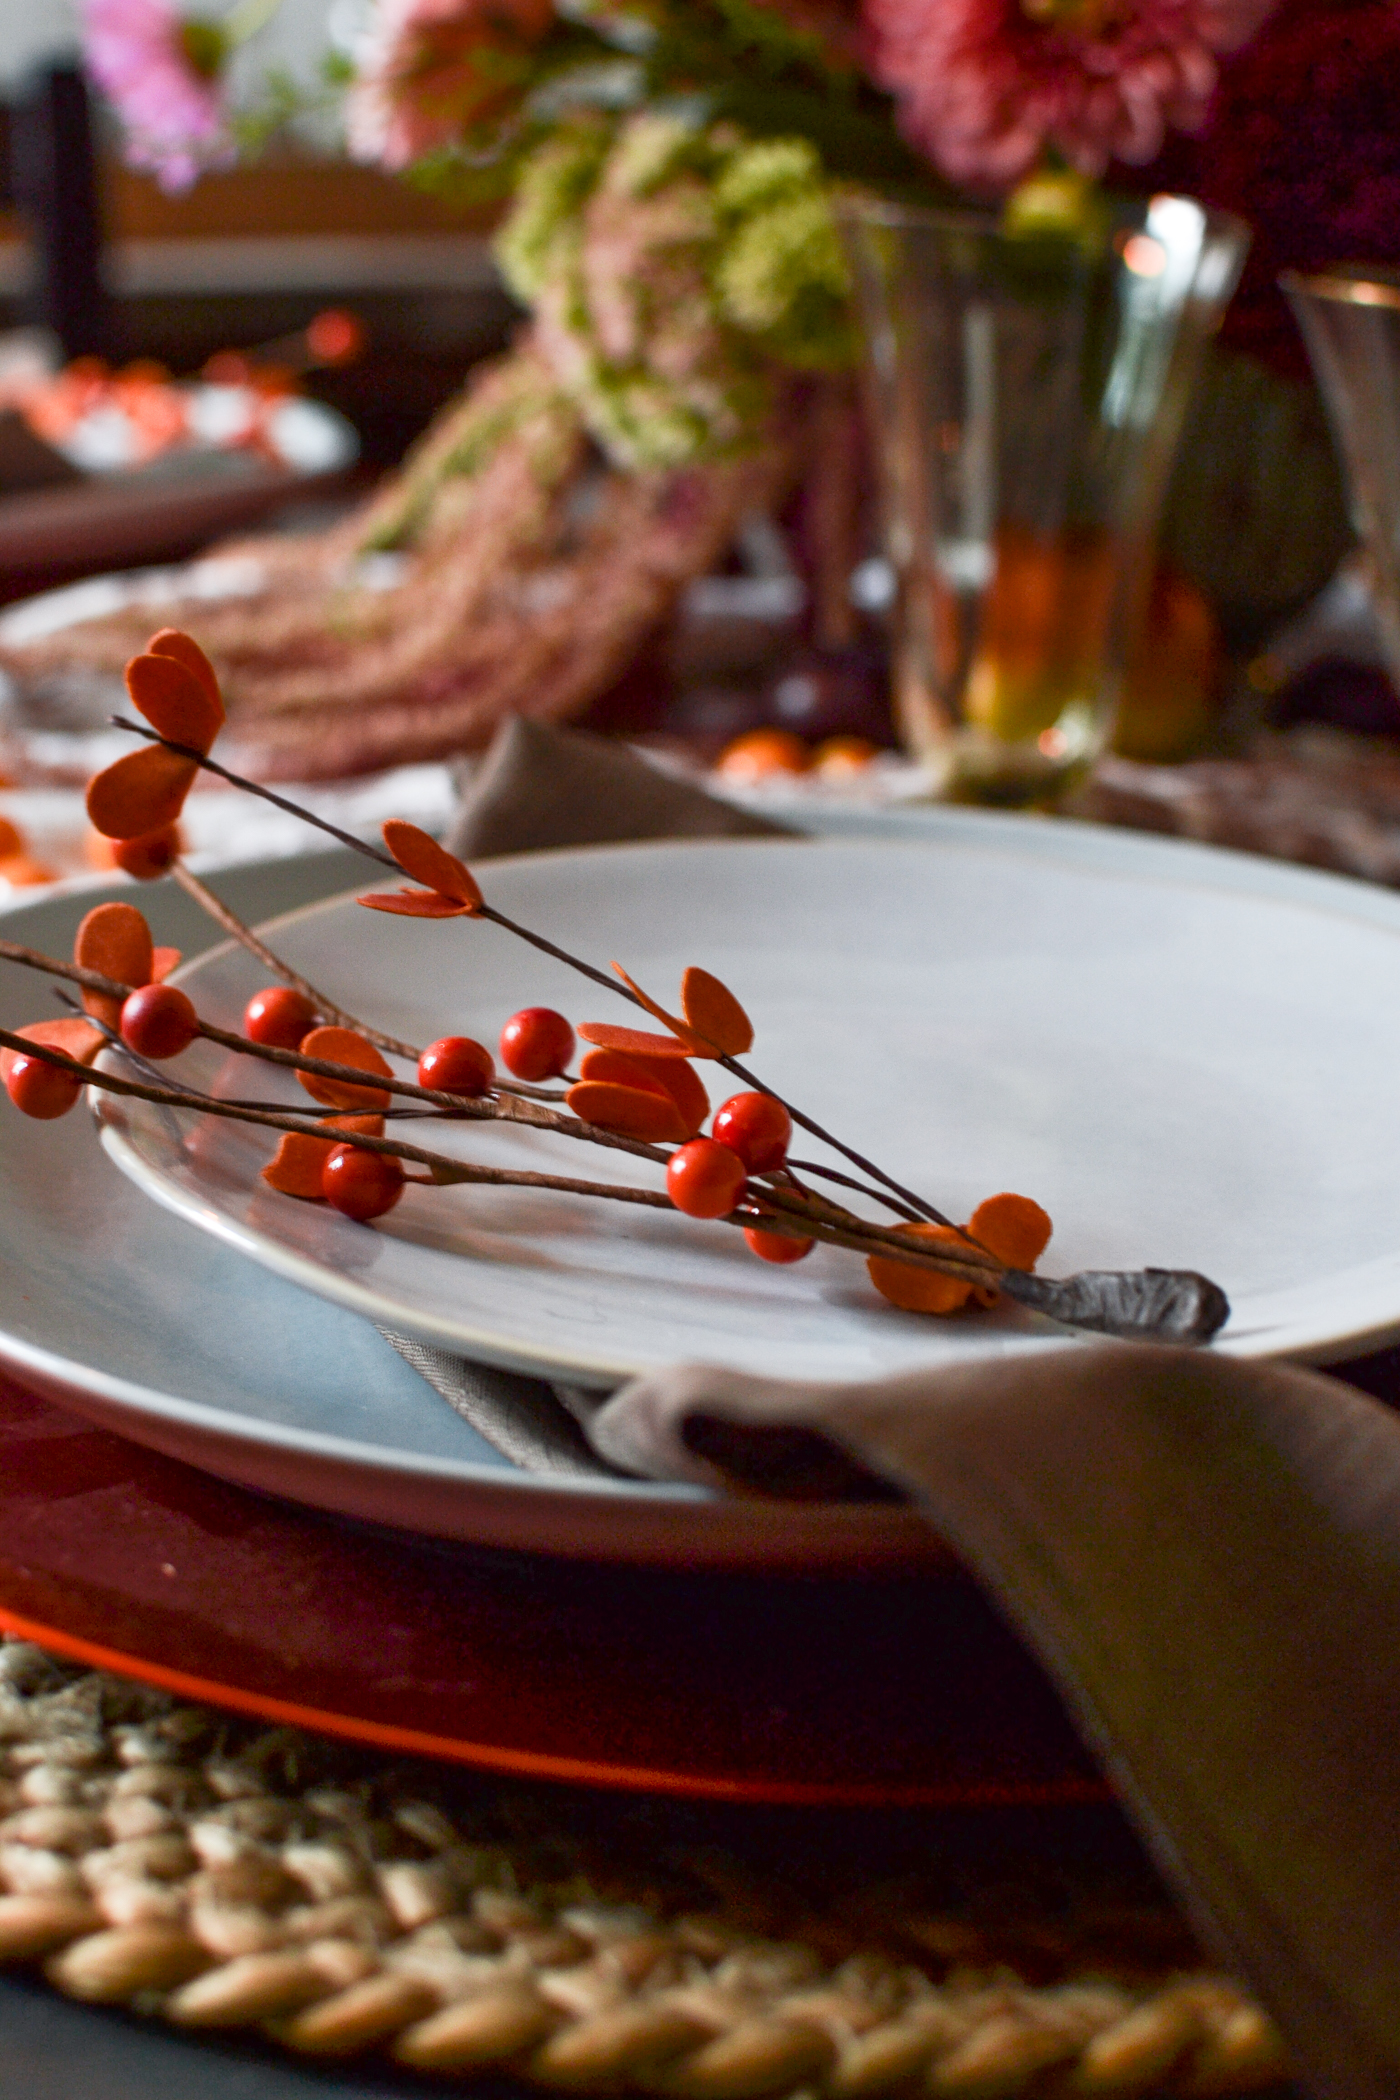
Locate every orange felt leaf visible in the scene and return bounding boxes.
[261,1113,383,1199]
[0,1018,104,1086]
[125,651,223,754]
[576,1052,707,1136]
[112,823,183,880]
[86,745,198,841]
[566,1081,689,1144]
[150,947,182,983]
[578,1049,672,1099]
[296,1026,394,1111]
[609,964,704,1053]
[75,902,154,1027]
[680,966,754,1056]
[357,890,472,918]
[261,1131,336,1200]
[966,1191,1052,1308]
[628,1051,709,1136]
[576,1023,694,1060]
[147,630,223,725]
[867,1222,976,1316]
[966,1191,1052,1271]
[382,820,482,909]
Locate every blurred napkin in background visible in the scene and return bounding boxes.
[448,713,791,859]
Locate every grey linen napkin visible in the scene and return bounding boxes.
[593,1348,1400,2100]
[448,714,787,858]
[379,715,791,1470]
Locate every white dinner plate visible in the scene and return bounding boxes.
[93,822,1400,1378]
[0,851,933,1569]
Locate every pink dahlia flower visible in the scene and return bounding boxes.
[865,0,1278,189]
[83,0,233,193]
[346,0,554,171]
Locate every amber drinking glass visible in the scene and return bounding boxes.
[838,195,1248,802]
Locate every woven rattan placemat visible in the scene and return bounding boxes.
[0,1638,1294,2097]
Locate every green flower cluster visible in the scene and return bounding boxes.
[495,110,854,469]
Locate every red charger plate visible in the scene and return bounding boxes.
[0,1372,1104,1807]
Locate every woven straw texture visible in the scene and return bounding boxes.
[0,1641,1291,2096]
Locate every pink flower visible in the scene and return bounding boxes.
[346,0,554,171]
[83,0,232,193]
[864,0,1278,189]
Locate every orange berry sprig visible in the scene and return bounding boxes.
[93,657,951,1228]
[90,637,954,1229]
[0,920,1222,1331]
[0,1012,1008,1283]
[0,916,1018,1296]
[69,630,1233,1342]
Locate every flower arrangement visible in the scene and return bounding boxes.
[0,630,1229,1344]
[28,0,1334,781]
[80,0,1286,471]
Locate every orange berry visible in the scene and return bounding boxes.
[712,1092,790,1171]
[743,1225,814,1264]
[112,824,182,879]
[419,1036,494,1097]
[322,1145,404,1221]
[261,1114,383,1200]
[965,1191,1053,1308]
[5,1052,82,1120]
[244,986,317,1050]
[500,1008,574,1081]
[667,1138,747,1219]
[120,984,198,1060]
[965,1191,1052,1271]
[88,822,184,879]
[306,309,364,364]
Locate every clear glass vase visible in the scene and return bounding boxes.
[1282,269,1400,698]
[837,195,1248,803]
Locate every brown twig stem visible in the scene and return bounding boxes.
[0,937,656,1162]
[0,1024,1005,1282]
[170,863,422,1062]
[110,720,403,870]
[785,1158,924,1222]
[169,863,565,1103]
